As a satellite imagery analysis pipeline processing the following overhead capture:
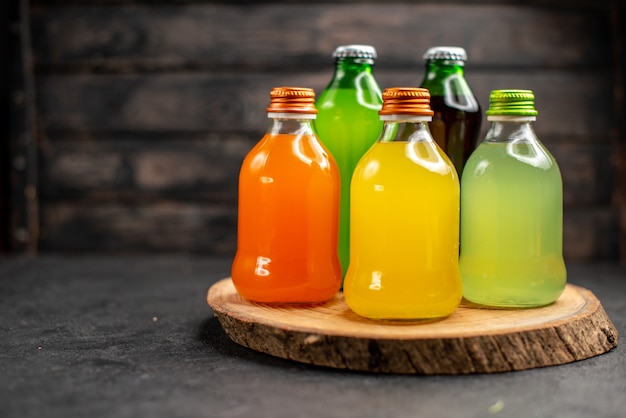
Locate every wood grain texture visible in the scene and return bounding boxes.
[0,0,11,252]
[612,0,626,262]
[563,208,619,260]
[35,71,613,135]
[29,0,614,7]
[39,201,237,254]
[39,136,253,204]
[30,3,611,72]
[7,0,39,254]
[38,139,614,207]
[207,279,619,374]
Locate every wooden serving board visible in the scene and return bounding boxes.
[207,279,618,374]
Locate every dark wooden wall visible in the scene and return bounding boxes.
[8,0,626,260]
[5,0,39,255]
[1,0,9,253]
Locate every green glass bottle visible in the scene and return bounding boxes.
[459,90,567,307]
[419,46,482,176]
[314,45,383,281]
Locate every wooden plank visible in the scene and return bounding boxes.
[38,138,614,207]
[0,0,9,252]
[563,207,620,261]
[610,0,626,262]
[29,0,613,8]
[208,279,618,374]
[38,135,253,204]
[39,201,238,254]
[35,70,613,136]
[7,0,39,254]
[30,3,612,72]
[39,201,618,261]
[551,143,615,206]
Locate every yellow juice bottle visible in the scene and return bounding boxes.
[343,88,462,320]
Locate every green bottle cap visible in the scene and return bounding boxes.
[486,89,538,117]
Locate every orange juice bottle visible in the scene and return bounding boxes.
[344,88,462,320]
[231,87,342,303]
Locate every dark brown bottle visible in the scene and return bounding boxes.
[419,46,482,176]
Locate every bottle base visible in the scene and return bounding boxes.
[233,283,340,305]
[345,299,461,322]
[353,313,454,323]
[462,289,565,309]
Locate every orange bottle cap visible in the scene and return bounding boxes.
[378,87,434,117]
[266,87,318,114]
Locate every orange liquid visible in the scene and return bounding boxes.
[231,131,342,303]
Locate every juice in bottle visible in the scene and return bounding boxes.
[231,87,341,303]
[428,95,481,173]
[344,88,462,320]
[460,90,566,307]
[420,46,482,176]
[314,45,383,280]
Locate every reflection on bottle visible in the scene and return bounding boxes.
[444,74,479,112]
[254,256,271,277]
[369,271,382,290]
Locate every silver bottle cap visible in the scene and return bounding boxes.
[333,44,377,60]
[423,46,467,62]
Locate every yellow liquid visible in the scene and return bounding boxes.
[344,140,462,320]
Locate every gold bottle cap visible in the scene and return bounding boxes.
[378,87,434,117]
[266,87,318,114]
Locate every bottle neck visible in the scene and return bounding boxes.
[379,116,433,143]
[328,57,376,87]
[421,59,475,102]
[424,59,466,76]
[267,113,316,135]
[484,117,538,143]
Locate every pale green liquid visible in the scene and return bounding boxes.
[460,141,567,307]
[314,87,382,280]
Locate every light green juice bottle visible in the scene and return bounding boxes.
[314,45,383,281]
[460,90,566,307]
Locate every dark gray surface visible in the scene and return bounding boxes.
[0,256,624,418]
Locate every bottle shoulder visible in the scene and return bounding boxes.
[355,140,458,179]
[421,73,479,111]
[316,81,383,113]
[466,139,560,174]
[321,71,382,95]
[243,132,336,172]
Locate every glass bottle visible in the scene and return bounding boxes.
[459,89,566,307]
[419,46,482,176]
[231,87,342,304]
[314,44,383,281]
[343,87,462,320]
